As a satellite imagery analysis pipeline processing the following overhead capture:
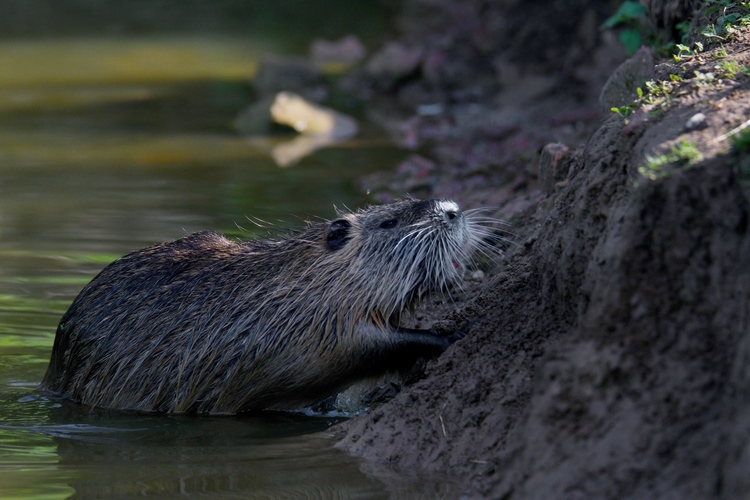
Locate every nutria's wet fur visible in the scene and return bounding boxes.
[41,199,493,414]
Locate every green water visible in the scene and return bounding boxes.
[0,8,448,497]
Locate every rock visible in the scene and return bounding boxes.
[685,112,707,131]
[270,91,358,139]
[365,41,423,85]
[537,143,571,194]
[599,46,654,112]
[310,35,367,66]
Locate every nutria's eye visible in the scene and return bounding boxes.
[327,219,351,250]
[379,218,398,229]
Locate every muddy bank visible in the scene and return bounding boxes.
[334,1,750,497]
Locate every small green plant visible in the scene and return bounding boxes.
[601,1,648,55]
[719,60,738,78]
[704,0,742,11]
[672,42,704,62]
[694,69,723,87]
[731,127,750,181]
[641,79,676,106]
[712,46,729,58]
[610,76,679,119]
[640,140,703,180]
[611,104,638,118]
[700,0,750,40]
[714,59,749,79]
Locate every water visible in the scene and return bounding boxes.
[0,8,447,497]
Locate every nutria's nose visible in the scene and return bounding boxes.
[433,200,462,224]
[437,200,461,223]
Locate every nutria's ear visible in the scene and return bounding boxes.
[327,219,351,250]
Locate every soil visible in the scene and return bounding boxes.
[330,1,750,497]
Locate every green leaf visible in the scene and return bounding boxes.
[620,29,642,55]
[601,1,648,29]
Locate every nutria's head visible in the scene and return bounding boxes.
[312,198,482,323]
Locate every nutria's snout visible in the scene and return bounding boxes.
[39,198,508,415]
[439,200,461,221]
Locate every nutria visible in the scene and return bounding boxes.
[40,198,500,414]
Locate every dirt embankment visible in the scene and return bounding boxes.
[334,1,750,497]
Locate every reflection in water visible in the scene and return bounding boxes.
[271,134,343,167]
[50,419,375,498]
[0,392,391,498]
[247,134,346,167]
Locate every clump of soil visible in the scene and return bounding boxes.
[333,1,750,497]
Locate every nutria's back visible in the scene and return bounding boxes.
[40,198,490,414]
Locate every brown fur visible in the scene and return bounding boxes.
[40,199,491,414]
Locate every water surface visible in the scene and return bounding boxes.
[0,29,442,498]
